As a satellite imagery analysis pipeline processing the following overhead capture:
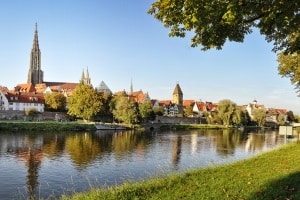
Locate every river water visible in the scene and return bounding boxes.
[0,129,291,199]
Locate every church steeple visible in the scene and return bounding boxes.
[172,83,183,115]
[80,67,91,85]
[27,23,43,85]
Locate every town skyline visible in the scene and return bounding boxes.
[0,1,299,114]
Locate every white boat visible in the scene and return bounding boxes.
[94,123,126,130]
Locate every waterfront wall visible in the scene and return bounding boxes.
[0,110,68,121]
[153,115,206,124]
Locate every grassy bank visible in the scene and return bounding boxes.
[62,142,300,200]
[0,121,96,131]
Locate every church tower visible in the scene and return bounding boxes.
[27,23,43,85]
[172,83,183,115]
[80,67,91,85]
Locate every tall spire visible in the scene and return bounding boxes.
[130,79,133,93]
[80,67,91,85]
[27,23,43,85]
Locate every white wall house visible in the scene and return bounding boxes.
[0,90,9,111]
[3,93,44,112]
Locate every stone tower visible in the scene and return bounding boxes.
[27,23,43,85]
[172,83,183,115]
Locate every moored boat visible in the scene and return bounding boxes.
[94,123,126,130]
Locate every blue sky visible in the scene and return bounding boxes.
[1,0,299,114]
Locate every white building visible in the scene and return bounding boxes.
[0,91,44,112]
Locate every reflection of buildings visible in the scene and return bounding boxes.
[171,135,182,168]
[245,131,279,152]
[4,135,44,200]
[191,133,198,154]
[18,148,43,200]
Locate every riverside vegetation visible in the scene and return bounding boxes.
[62,142,300,200]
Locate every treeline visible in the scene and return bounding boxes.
[42,84,297,126]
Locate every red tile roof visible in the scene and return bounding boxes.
[5,93,45,104]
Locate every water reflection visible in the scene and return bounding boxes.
[0,129,289,199]
[172,135,182,168]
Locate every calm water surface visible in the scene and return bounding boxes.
[0,129,291,199]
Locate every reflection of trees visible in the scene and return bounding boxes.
[111,131,150,157]
[42,133,66,157]
[245,130,267,152]
[65,133,102,169]
[215,129,244,156]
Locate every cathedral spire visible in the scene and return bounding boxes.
[130,79,133,94]
[27,23,43,85]
[80,67,91,85]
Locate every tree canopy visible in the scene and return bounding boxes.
[278,52,300,95]
[148,0,299,54]
[44,92,67,111]
[217,99,237,126]
[67,84,103,121]
[252,109,266,126]
[112,96,140,125]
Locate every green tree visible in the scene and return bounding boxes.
[252,109,266,127]
[294,115,300,123]
[44,92,67,111]
[67,84,102,121]
[277,114,286,125]
[184,105,194,117]
[139,100,155,122]
[286,110,295,122]
[232,107,242,125]
[154,106,164,116]
[148,0,299,54]
[218,99,237,126]
[278,52,300,95]
[207,111,222,125]
[232,108,251,126]
[113,96,140,125]
[25,108,40,121]
[95,92,113,121]
[240,110,251,126]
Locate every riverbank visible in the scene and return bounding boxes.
[0,121,96,131]
[0,121,243,132]
[62,142,300,199]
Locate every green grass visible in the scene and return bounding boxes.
[0,121,96,131]
[62,142,300,200]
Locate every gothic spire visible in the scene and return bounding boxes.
[27,23,43,85]
[86,66,90,79]
[32,23,39,51]
[130,79,133,93]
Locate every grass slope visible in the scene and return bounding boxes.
[62,142,300,200]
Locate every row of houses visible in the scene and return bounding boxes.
[0,83,288,124]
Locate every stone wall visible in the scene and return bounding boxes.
[0,110,68,121]
[153,115,207,124]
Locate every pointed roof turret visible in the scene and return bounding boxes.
[173,83,183,95]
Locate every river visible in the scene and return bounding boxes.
[0,128,291,199]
